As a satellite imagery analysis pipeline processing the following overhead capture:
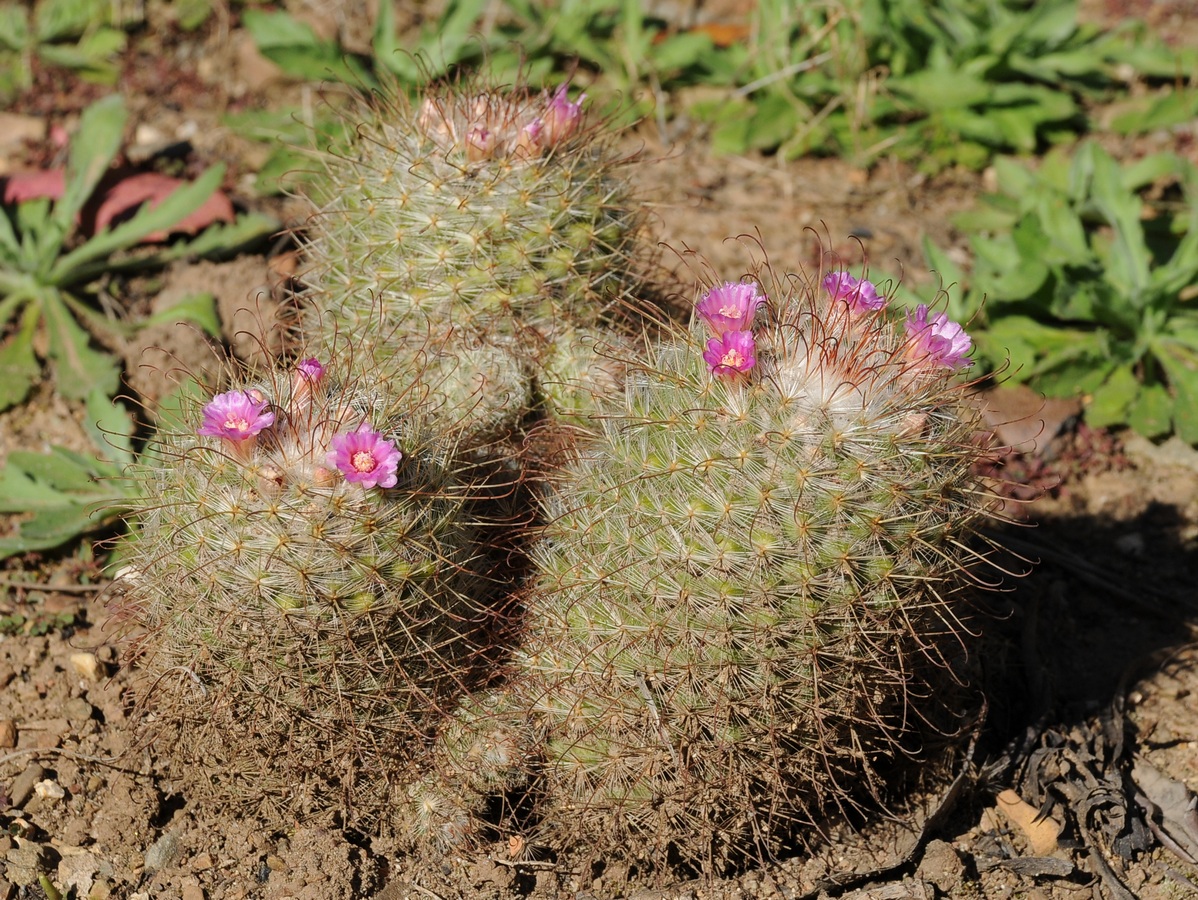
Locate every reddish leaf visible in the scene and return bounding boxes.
[90,172,235,241]
[2,168,66,205]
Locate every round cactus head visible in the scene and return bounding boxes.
[297,74,654,442]
[486,253,995,873]
[112,354,510,830]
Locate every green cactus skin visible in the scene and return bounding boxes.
[113,359,508,830]
[299,80,648,440]
[417,266,993,873]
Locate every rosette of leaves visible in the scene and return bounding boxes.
[0,93,276,412]
[926,141,1198,442]
[0,0,134,97]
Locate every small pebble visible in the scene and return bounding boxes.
[33,779,65,803]
[0,720,15,749]
[69,653,100,681]
[191,852,213,870]
[181,883,205,900]
[63,697,93,725]
[144,831,182,873]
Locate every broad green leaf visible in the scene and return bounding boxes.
[0,301,40,411]
[649,31,713,73]
[0,4,29,51]
[0,463,71,511]
[1128,381,1173,438]
[1085,364,1138,428]
[1086,143,1151,298]
[242,9,320,51]
[13,505,107,543]
[6,446,108,495]
[1156,339,1198,443]
[1034,355,1117,398]
[51,165,225,281]
[985,107,1037,152]
[888,69,991,110]
[142,291,220,337]
[35,0,109,41]
[85,388,135,468]
[40,289,120,399]
[38,27,126,80]
[171,211,278,260]
[52,93,125,245]
[1110,91,1198,137]
[1034,194,1089,265]
[992,155,1038,200]
[746,94,801,152]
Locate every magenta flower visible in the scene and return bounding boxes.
[326,424,401,489]
[296,358,325,383]
[703,330,757,379]
[541,85,585,145]
[695,282,765,336]
[904,305,972,370]
[197,390,275,441]
[466,126,495,161]
[291,358,326,408]
[823,271,885,313]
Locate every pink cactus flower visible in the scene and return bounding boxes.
[703,330,757,379]
[296,358,325,383]
[327,424,401,489]
[540,85,585,146]
[291,358,326,408]
[516,118,545,155]
[466,126,495,161]
[197,390,275,441]
[823,271,885,313]
[904,304,972,370]
[696,282,765,336]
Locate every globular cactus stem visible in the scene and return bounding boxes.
[415,257,995,875]
[113,355,507,829]
[299,78,652,441]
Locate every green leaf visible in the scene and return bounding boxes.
[0,4,30,51]
[1156,339,1198,443]
[0,300,40,411]
[1110,90,1198,136]
[1085,142,1151,299]
[51,93,126,248]
[40,289,120,399]
[34,0,110,41]
[12,505,107,543]
[173,211,278,260]
[1085,364,1138,428]
[1128,381,1172,438]
[889,69,991,110]
[143,291,220,337]
[6,446,100,493]
[0,463,70,512]
[85,387,134,469]
[51,164,225,282]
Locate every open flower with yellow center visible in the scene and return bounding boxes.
[703,329,757,379]
[326,424,402,489]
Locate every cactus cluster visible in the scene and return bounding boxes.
[111,72,998,886]
[299,80,650,438]
[404,264,991,872]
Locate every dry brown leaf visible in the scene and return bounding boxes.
[91,172,234,240]
[995,789,1063,856]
